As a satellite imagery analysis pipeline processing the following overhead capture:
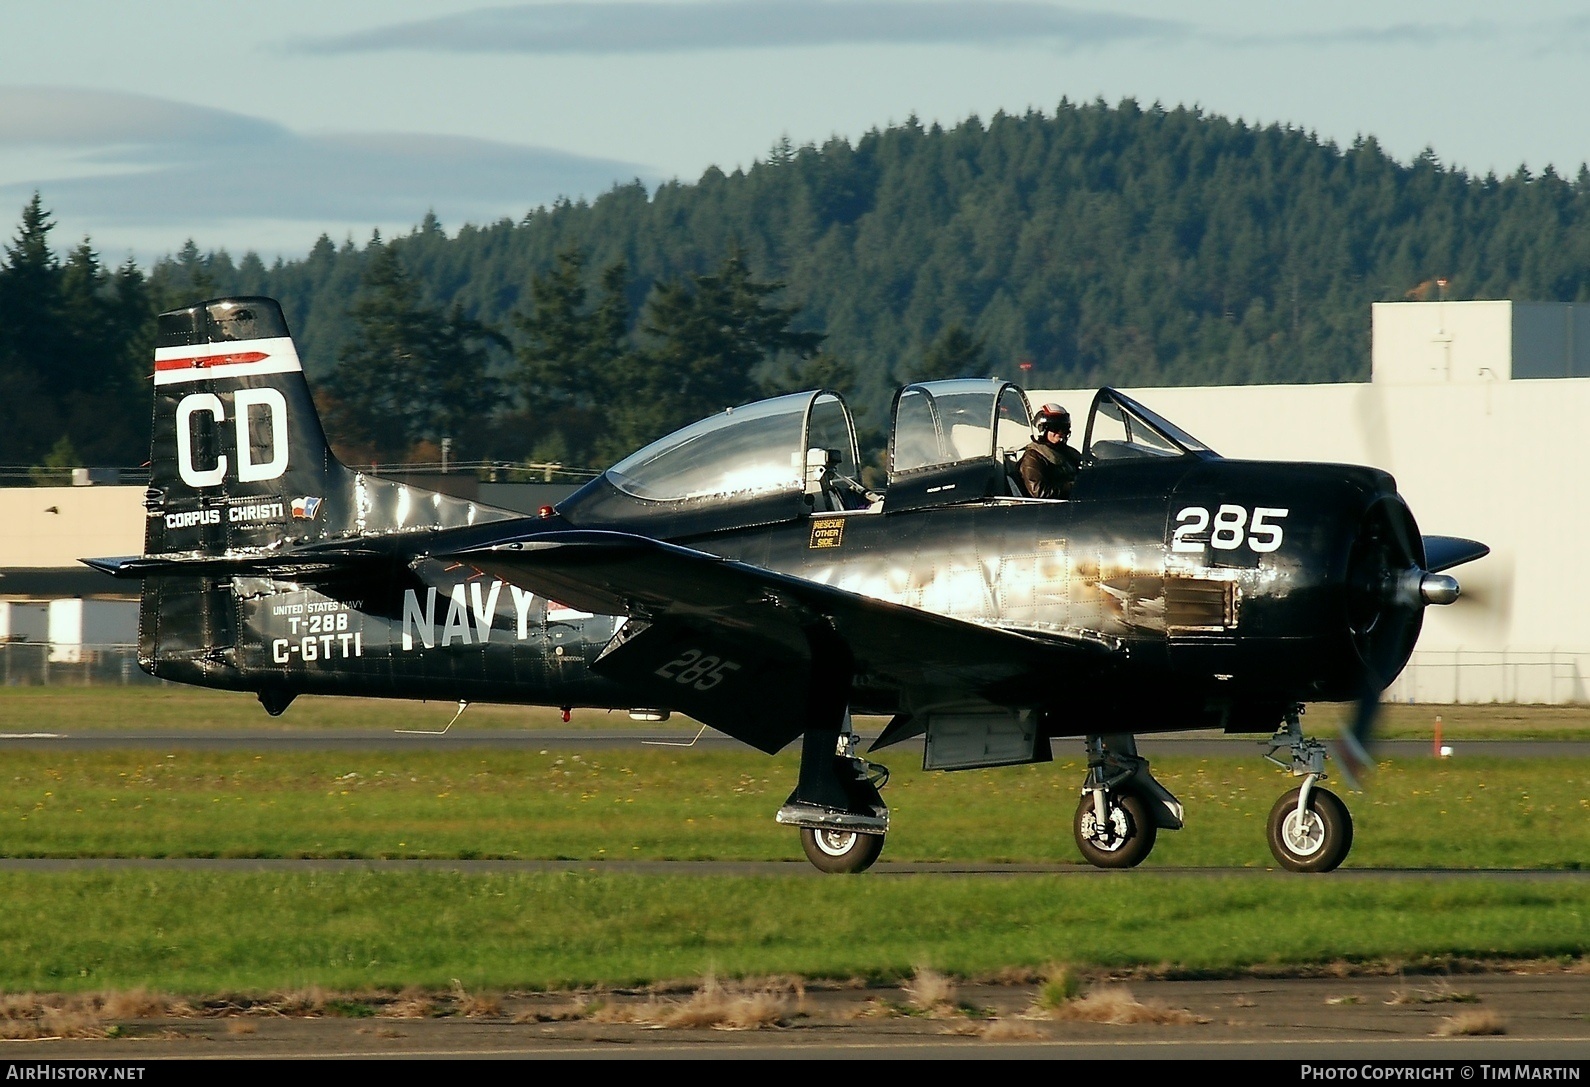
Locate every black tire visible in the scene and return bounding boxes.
[1267,786,1354,872]
[1073,790,1157,869]
[800,827,885,873]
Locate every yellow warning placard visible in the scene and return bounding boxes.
[809,519,845,548]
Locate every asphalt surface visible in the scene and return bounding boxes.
[7,972,1589,1060]
[0,729,1583,758]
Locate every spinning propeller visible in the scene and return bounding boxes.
[1336,495,1489,788]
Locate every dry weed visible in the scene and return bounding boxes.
[0,1009,105,1040]
[385,986,437,1019]
[226,1020,257,1036]
[1386,979,1479,1006]
[590,975,791,1030]
[978,1018,1049,1041]
[449,980,501,1018]
[904,966,958,1017]
[1436,1011,1508,1037]
[1034,964,1082,1010]
[514,996,602,1023]
[99,989,194,1019]
[1232,995,1258,1008]
[271,986,331,1016]
[1047,985,1208,1026]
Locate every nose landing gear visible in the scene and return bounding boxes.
[1262,709,1355,872]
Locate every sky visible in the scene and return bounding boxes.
[3,0,1589,268]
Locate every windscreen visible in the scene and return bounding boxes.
[605,393,809,501]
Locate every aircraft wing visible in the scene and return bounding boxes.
[447,529,1117,753]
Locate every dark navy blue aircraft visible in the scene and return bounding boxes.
[87,298,1488,873]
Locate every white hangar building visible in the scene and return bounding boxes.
[1037,300,1590,704]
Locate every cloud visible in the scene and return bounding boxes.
[0,87,285,149]
[18,131,650,225]
[292,0,1178,55]
[0,88,652,258]
[1223,19,1502,50]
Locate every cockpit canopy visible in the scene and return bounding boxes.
[558,390,864,534]
[1082,388,1214,462]
[557,381,1219,534]
[883,379,1033,512]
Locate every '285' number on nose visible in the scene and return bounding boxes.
[1172,505,1288,553]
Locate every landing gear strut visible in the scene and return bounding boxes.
[1072,734,1183,869]
[778,720,890,873]
[777,627,890,873]
[1262,708,1355,872]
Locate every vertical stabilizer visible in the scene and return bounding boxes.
[145,297,352,557]
[143,297,513,559]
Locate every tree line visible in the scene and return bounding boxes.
[8,98,1590,472]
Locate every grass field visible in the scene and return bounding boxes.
[0,749,1584,869]
[0,688,1582,994]
[0,871,1583,994]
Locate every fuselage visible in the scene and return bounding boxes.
[149,451,1405,740]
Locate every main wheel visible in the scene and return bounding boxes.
[1073,790,1157,869]
[1267,786,1354,872]
[800,827,885,873]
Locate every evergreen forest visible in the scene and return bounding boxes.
[5,98,1590,475]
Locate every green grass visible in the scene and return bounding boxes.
[0,748,1584,869]
[0,688,1583,994]
[4,687,1590,738]
[0,870,1584,994]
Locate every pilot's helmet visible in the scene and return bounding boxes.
[1033,403,1070,437]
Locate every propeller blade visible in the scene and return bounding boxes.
[1333,684,1378,792]
[1422,535,1490,573]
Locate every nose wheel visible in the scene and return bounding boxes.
[1263,709,1356,872]
[1267,785,1353,872]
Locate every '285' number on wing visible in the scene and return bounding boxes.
[654,649,742,691]
[1172,505,1289,553]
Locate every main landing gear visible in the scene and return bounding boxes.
[1261,709,1355,872]
[777,719,890,873]
[1072,734,1184,869]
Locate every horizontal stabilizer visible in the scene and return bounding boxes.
[1421,536,1490,573]
[81,548,388,580]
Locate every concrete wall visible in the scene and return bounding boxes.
[1371,299,1590,382]
[0,486,143,571]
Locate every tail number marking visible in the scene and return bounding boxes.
[176,389,289,488]
[1172,505,1289,553]
[654,649,742,691]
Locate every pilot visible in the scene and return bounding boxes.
[1019,403,1082,499]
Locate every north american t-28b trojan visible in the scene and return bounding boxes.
[88,297,1489,873]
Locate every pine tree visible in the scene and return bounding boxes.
[637,251,823,441]
[325,244,502,463]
